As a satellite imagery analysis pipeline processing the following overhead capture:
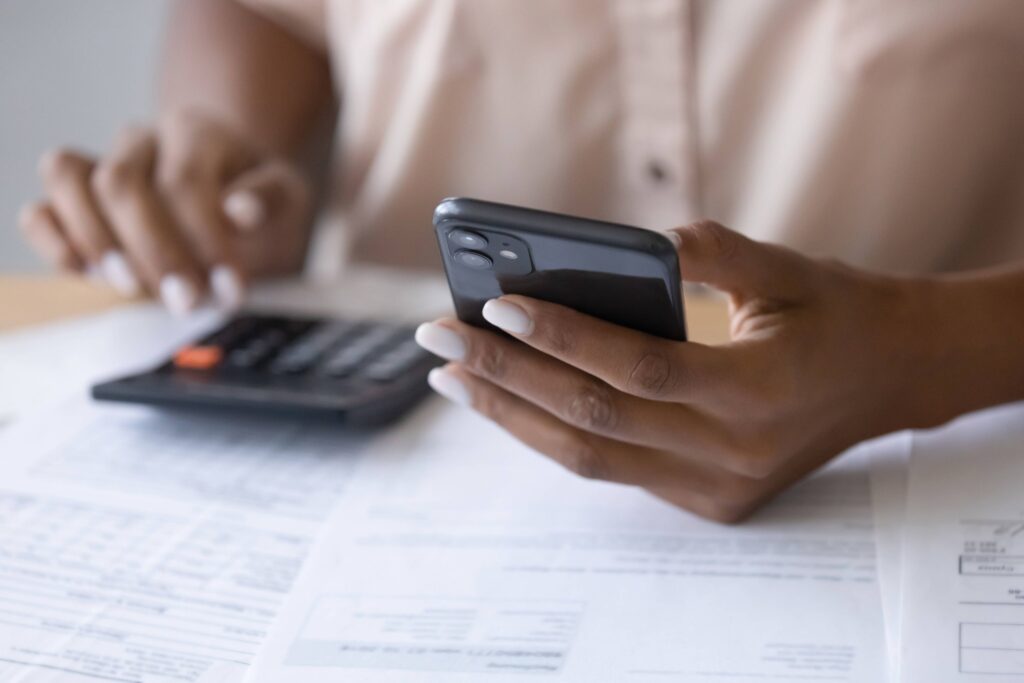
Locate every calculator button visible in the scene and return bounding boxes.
[320,325,406,377]
[173,345,223,370]
[363,341,430,381]
[269,321,360,374]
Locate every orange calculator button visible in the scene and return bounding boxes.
[173,345,223,370]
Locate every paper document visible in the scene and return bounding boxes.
[899,402,1024,681]
[251,403,891,683]
[0,398,369,683]
[869,433,911,681]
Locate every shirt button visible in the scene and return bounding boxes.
[646,160,669,184]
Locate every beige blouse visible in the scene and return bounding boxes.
[242,0,1024,274]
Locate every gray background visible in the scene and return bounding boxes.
[0,0,169,272]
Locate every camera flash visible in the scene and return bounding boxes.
[498,249,519,260]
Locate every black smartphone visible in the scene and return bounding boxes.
[433,198,687,341]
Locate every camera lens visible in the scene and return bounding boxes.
[454,250,493,270]
[448,229,488,249]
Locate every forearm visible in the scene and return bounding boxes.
[158,0,335,162]
[908,264,1024,427]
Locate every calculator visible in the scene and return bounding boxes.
[91,313,443,425]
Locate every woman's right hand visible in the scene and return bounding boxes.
[18,110,313,314]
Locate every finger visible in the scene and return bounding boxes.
[18,202,85,273]
[38,148,141,296]
[157,142,245,309]
[428,365,752,512]
[92,127,205,314]
[415,318,728,457]
[669,220,810,298]
[478,295,742,404]
[222,159,310,233]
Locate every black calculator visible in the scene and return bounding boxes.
[92,313,442,425]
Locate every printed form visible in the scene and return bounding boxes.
[251,403,892,683]
[0,398,369,683]
[899,402,1024,681]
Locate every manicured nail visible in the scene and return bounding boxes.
[414,322,466,361]
[223,191,264,231]
[210,264,244,310]
[427,368,471,407]
[159,273,198,316]
[482,299,533,335]
[100,250,141,296]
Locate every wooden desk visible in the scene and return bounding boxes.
[0,275,127,332]
[0,275,731,344]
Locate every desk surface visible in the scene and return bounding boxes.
[0,275,732,344]
[0,275,127,332]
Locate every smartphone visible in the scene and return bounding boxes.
[433,198,687,341]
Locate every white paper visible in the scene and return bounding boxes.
[868,432,911,681]
[251,402,891,683]
[0,398,371,683]
[899,402,1024,681]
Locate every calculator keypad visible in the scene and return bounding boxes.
[172,315,435,387]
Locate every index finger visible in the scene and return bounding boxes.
[158,123,247,308]
[481,295,739,403]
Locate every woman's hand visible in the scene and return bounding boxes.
[19,111,312,314]
[414,221,951,523]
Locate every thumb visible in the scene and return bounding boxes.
[668,220,809,297]
[221,160,310,233]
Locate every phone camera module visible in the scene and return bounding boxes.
[498,249,519,260]
[454,250,493,270]
[448,229,488,250]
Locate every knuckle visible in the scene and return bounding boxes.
[690,220,739,262]
[471,340,508,381]
[159,160,207,196]
[563,381,618,432]
[625,351,675,398]
[39,148,85,182]
[92,159,145,198]
[541,317,576,355]
[555,435,610,481]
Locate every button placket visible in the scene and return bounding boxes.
[614,0,699,227]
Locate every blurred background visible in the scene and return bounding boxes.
[0,0,169,272]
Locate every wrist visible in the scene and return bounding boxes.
[897,270,1024,429]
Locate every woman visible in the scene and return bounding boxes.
[19,0,1024,520]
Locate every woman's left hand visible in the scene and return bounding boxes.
[414,221,942,523]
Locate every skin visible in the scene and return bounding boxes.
[419,221,1024,523]
[18,0,334,312]
[18,1,1024,520]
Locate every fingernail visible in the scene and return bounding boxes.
[160,273,198,316]
[414,322,466,361]
[482,299,533,335]
[100,250,141,296]
[223,191,264,231]
[427,368,471,407]
[666,230,682,248]
[210,264,245,310]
